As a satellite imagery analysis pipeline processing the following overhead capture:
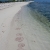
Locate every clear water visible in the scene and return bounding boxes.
[27,2,50,21]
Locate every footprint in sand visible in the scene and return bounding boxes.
[3,26,4,27]
[18,43,25,48]
[15,37,24,42]
[34,41,35,42]
[2,31,5,33]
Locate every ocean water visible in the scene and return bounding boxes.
[27,2,50,21]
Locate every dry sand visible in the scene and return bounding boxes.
[0,2,50,50]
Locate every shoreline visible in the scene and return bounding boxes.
[27,6,50,32]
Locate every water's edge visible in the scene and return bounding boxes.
[27,5,50,32]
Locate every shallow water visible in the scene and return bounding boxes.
[27,2,50,21]
[27,2,50,31]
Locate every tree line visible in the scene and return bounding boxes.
[0,0,26,3]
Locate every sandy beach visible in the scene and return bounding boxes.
[0,2,50,50]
